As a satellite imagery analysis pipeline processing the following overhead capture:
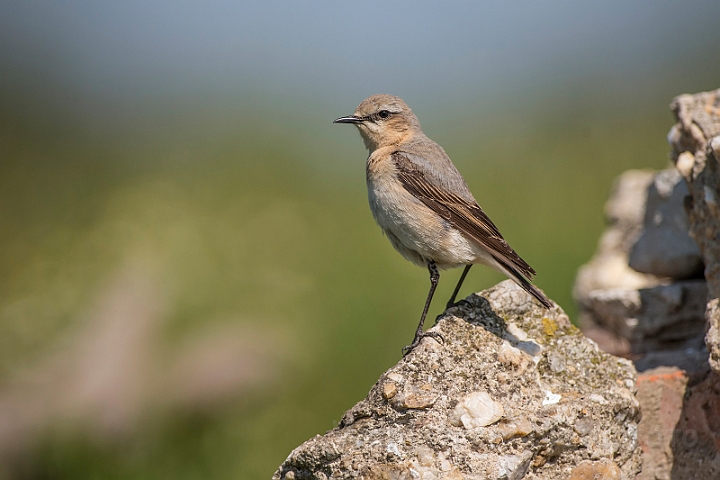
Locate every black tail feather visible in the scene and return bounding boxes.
[492,255,553,309]
[515,274,553,309]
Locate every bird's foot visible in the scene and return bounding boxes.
[401,330,444,356]
[445,298,470,310]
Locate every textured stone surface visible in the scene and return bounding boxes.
[274,281,641,480]
[636,367,688,480]
[568,459,621,480]
[635,366,720,480]
[669,370,720,479]
[707,299,720,374]
[574,168,707,355]
[583,280,707,353]
[668,88,720,374]
[628,169,702,279]
[574,170,659,311]
[581,325,631,359]
[633,343,708,374]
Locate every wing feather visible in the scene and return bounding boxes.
[392,152,537,280]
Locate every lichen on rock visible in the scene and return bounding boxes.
[274,281,641,480]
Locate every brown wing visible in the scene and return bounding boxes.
[392,152,537,280]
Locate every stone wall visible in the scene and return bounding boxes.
[575,88,720,480]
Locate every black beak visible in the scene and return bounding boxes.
[333,115,363,124]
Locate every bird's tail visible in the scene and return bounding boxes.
[514,272,553,309]
[492,256,553,309]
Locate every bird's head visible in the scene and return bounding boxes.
[334,94,421,151]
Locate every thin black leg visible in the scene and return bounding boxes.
[402,261,444,355]
[446,264,472,309]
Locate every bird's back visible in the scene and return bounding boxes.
[395,134,476,204]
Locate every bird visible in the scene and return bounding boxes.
[334,94,552,354]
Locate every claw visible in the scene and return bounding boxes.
[402,330,445,356]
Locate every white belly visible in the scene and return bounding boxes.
[367,176,478,269]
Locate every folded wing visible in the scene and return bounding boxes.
[392,151,537,282]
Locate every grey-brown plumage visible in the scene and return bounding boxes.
[334,94,551,353]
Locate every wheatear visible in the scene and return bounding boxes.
[335,94,552,353]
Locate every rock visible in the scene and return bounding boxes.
[668,370,720,479]
[581,325,631,358]
[273,281,641,480]
[634,343,709,374]
[583,280,707,353]
[569,89,720,479]
[448,391,504,428]
[498,451,533,480]
[635,366,720,480]
[707,299,720,374]
[574,168,707,356]
[568,459,621,480]
[574,170,660,310]
[668,88,720,373]
[635,367,689,480]
[628,169,703,279]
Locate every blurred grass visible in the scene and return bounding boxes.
[0,87,672,479]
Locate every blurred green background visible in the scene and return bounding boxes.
[1,1,720,478]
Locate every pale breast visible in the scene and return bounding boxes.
[365,150,477,269]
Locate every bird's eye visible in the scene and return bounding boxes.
[377,110,391,119]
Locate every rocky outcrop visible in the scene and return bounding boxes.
[574,170,659,304]
[573,88,720,480]
[274,281,641,480]
[574,169,707,356]
[636,366,720,480]
[627,169,703,279]
[644,90,720,477]
[668,88,720,374]
[583,280,707,354]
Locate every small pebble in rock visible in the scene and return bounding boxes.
[382,382,397,399]
[449,391,504,428]
[496,417,534,440]
[400,384,437,409]
[549,352,566,373]
[506,322,528,341]
[568,459,621,480]
[574,417,595,436]
[675,151,695,180]
[542,391,561,405]
[497,342,529,372]
[711,135,720,159]
[415,445,434,467]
